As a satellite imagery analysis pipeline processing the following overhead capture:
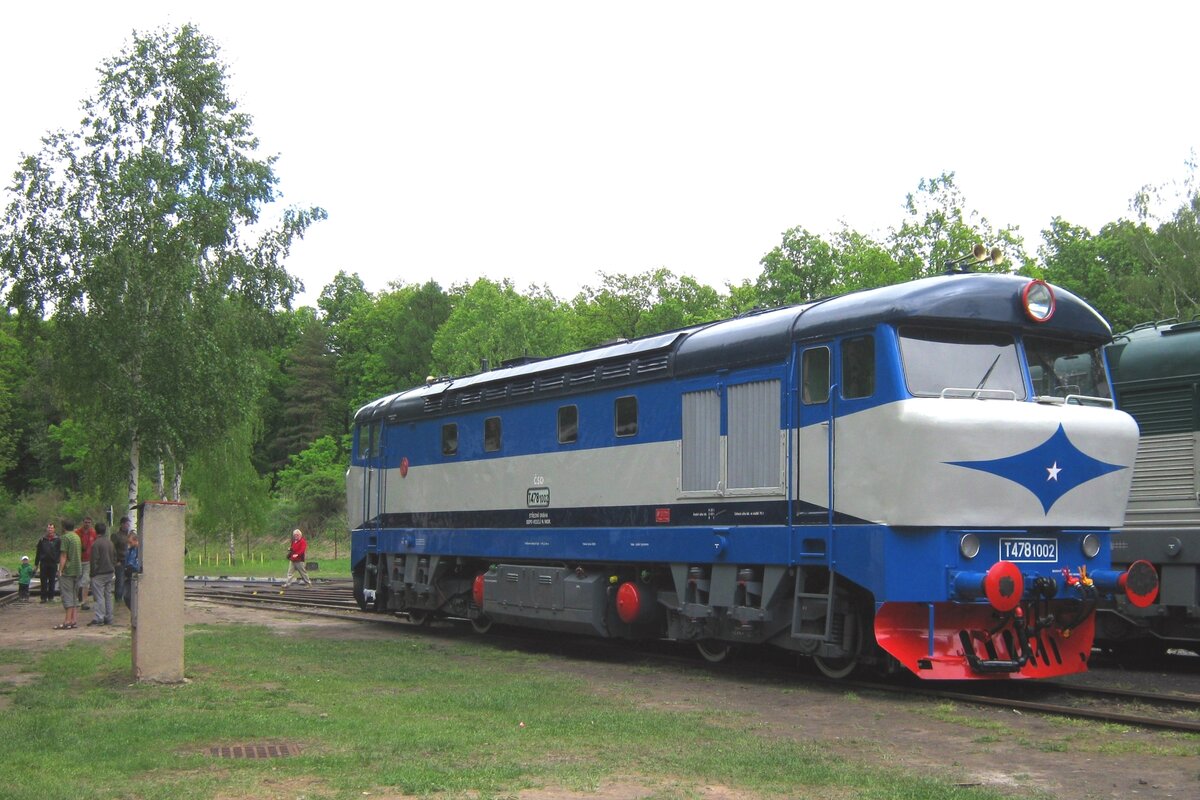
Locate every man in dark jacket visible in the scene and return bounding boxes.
[35,523,60,603]
[87,522,116,626]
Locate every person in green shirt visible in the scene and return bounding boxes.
[17,556,34,602]
[55,526,82,630]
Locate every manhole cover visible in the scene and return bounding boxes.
[207,743,300,759]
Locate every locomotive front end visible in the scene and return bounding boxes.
[833,279,1158,678]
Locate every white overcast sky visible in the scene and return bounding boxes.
[2,2,1197,307]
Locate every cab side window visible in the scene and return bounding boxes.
[841,336,875,399]
[802,348,830,404]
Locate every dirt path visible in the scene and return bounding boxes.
[2,599,1196,799]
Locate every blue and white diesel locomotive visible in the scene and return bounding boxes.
[348,267,1158,680]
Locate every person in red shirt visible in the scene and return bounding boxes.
[283,529,313,589]
[76,516,97,609]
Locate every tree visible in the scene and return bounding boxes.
[1127,164,1200,323]
[0,25,324,514]
[186,419,271,561]
[888,172,1029,278]
[273,308,344,459]
[755,227,839,306]
[1037,217,1153,330]
[274,435,346,538]
[752,226,900,308]
[430,279,572,376]
[334,279,452,411]
[569,268,726,346]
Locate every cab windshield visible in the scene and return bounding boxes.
[899,327,1026,399]
[1024,336,1110,400]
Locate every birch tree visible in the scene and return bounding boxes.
[0,24,324,515]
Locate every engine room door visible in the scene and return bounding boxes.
[798,344,835,520]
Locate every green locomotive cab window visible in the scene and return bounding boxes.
[441,423,458,457]
[484,417,502,452]
[558,405,578,444]
[615,396,638,437]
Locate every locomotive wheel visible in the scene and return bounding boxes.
[470,614,493,634]
[812,607,865,679]
[407,609,432,627]
[813,651,859,679]
[696,640,731,663]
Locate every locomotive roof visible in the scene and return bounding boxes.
[356,272,1113,423]
[1107,318,1200,385]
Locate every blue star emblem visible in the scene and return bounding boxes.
[947,424,1125,513]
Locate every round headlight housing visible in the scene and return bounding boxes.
[1022,280,1056,322]
[1081,533,1101,559]
[960,533,981,559]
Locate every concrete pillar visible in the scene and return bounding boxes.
[131,501,186,683]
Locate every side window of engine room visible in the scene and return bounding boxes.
[681,379,782,494]
[484,416,502,452]
[558,405,578,444]
[441,423,458,457]
[615,396,638,437]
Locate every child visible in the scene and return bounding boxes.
[17,556,34,602]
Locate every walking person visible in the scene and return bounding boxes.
[112,516,131,603]
[87,522,116,626]
[17,556,33,602]
[35,523,60,603]
[283,529,313,589]
[55,524,82,630]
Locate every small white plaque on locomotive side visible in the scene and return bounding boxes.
[527,487,551,507]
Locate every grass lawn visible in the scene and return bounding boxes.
[0,620,1016,800]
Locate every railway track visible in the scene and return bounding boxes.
[184,577,1200,735]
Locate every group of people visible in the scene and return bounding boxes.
[17,516,141,630]
[14,521,312,627]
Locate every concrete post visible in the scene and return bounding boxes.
[131,501,186,683]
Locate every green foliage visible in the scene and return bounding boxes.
[274,435,347,535]
[754,225,902,307]
[0,23,324,511]
[889,171,1030,279]
[568,268,727,345]
[335,279,452,408]
[1039,162,1200,330]
[431,278,573,376]
[45,419,88,485]
[185,420,272,557]
[1037,217,1153,329]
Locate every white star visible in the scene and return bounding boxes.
[1046,462,1062,481]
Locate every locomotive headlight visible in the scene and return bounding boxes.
[1021,280,1056,322]
[1081,533,1101,559]
[959,533,981,559]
